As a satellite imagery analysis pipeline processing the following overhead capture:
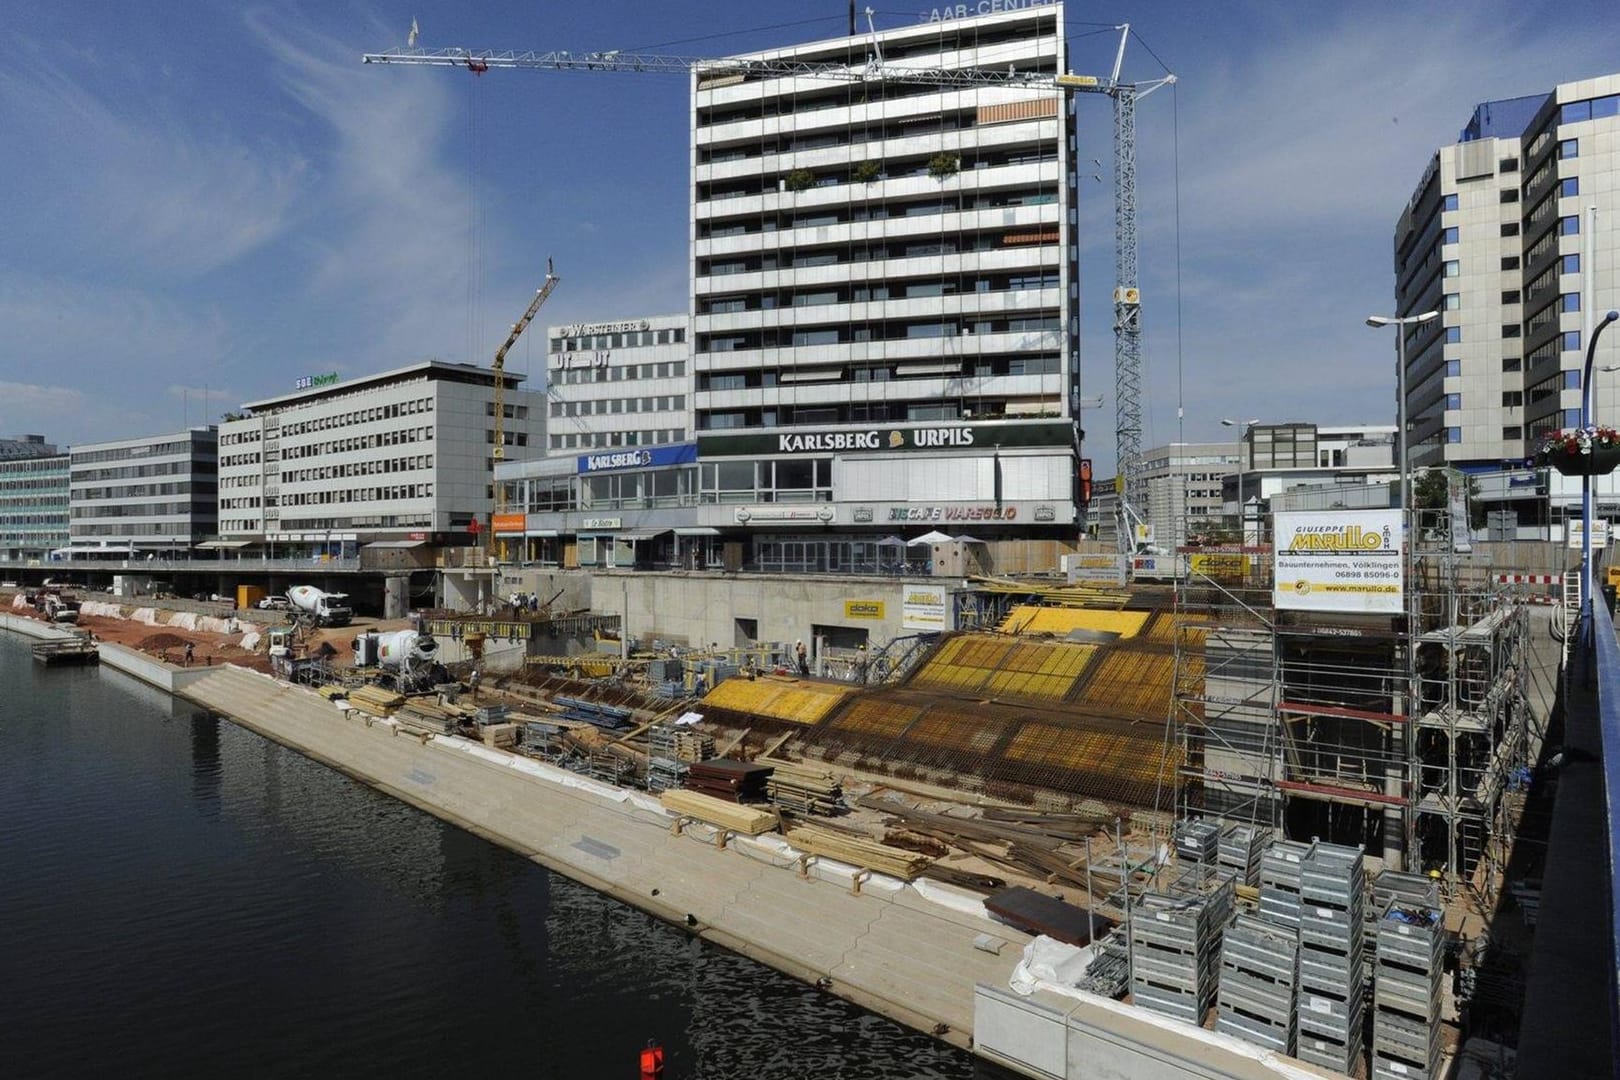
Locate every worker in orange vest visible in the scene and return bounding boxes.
[639,1039,665,1079]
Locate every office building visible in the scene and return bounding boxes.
[69,427,217,556]
[545,315,691,453]
[218,361,545,550]
[1392,73,1620,474]
[0,436,69,562]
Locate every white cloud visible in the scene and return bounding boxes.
[0,40,307,279]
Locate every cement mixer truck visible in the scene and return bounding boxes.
[352,628,447,693]
[286,585,353,628]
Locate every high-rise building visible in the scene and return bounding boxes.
[0,435,68,562]
[1392,74,1620,472]
[69,428,217,556]
[689,3,1083,530]
[544,316,691,454]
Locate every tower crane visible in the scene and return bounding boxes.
[490,258,560,554]
[365,20,1172,556]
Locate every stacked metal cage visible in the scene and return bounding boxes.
[1174,818,1221,864]
[1128,865,1236,1024]
[1215,912,1299,1053]
[1217,823,1267,886]
[1257,839,1310,930]
[1294,842,1367,1076]
[1372,899,1444,1080]
[1366,869,1442,984]
[645,723,687,794]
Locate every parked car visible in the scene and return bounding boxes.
[258,595,291,611]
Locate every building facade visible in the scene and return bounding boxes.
[69,428,218,556]
[496,5,1088,575]
[545,315,691,454]
[1137,442,1240,550]
[0,436,69,562]
[689,4,1083,536]
[218,361,545,549]
[1392,74,1620,473]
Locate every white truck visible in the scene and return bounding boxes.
[287,585,353,628]
[352,629,446,693]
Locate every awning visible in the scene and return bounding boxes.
[365,540,426,549]
[673,527,720,537]
[196,540,251,549]
[616,528,672,541]
[528,529,559,538]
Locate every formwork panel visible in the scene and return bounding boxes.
[998,607,1152,638]
[823,699,925,742]
[1074,649,1178,720]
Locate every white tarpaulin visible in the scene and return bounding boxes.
[1273,509,1404,614]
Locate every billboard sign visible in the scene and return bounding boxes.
[902,585,950,631]
[1274,510,1403,614]
[1066,553,1128,586]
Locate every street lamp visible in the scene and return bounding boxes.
[1579,308,1620,634]
[1366,311,1440,526]
[1221,417,1259,543]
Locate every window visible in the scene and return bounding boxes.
[1444,293,1461,310]
[1445,359,1462,377]
[1503,357,1522,372]
[1500,222,1519,237]
[1441,226,1459,244]
[1446,427,1462,444]
[1564,370,1582,391]
[1503,426,1523,440]
[1561,215,1581,236]
[1444,326,1461,344]
[1562,101,1592,124]
[1563,330,1582,352]
[1562,254,1581,274]
[1444,393,1461,410]
[1502,255,1521,271]
[1499,157,1519,173]
[1500,188,1519,203]
[1442,193,1459,211]
[1563,293,1581,313]
[1502,391,1523,407]
[1503,324,1521,339]
[1502,290,1521,304]
[1443,259,1460,277]
[1560,177,1580,197]
[1560,138,1579,159]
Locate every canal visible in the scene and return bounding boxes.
[0,631,1015,1078]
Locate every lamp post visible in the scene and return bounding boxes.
[1580,308,1620,634]
[1366,311,1441,526]
[1221,417,1259,543]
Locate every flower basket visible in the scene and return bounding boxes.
[1533,427,1620,475]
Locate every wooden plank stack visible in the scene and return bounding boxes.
[673,730,715,763]
[684,759,773,803]
[784,825,932,880]
[349,685,405,717]
[481,722,521,750]
[758,756,843,815]
[661,790,778,835]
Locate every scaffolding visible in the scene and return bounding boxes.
[1168,504,1535,888]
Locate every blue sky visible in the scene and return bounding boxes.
[1,1,1613,463]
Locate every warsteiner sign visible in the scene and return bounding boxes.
[1273,510,1404,614]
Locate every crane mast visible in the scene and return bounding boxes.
[491,259,560,551]
[367,22,1171,558]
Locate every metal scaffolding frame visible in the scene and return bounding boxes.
[1167,505,1534,888]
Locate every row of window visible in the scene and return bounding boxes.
[549,396,685,418]
[72,461,208,483]
[551,327,685,352]
[548,429,687,452]
[697,353,1058,393]
[283,426,436,460]
[280,484,435,507]
[549,361,687,385]
[699,397,1054,431]
[701,314,1060,354]
[71,502,206,520]
[70,440,209,465]
[72,524,210,537]
[282,456,435,484]
[701,271,1061,314]
[277,397,435,437]
[699,143,1060,204]
[699,209,1059,276]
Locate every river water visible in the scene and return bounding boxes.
[0,633,1014,1079]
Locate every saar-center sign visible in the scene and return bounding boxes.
[1273,510,1404,615]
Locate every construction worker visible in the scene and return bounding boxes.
[184,641,194,666]
[795,639,809,677]
[469,668,481,701]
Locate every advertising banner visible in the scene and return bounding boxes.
[1065,553,1128,586]
[1273,510,1403,614]
[491,513,527,534]
[902,585,950,631]
[844,600,885,620]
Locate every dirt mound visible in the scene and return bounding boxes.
[137,632,191,651]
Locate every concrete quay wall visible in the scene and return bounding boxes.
[175,664,1028,1050]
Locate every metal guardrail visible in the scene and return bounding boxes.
[0,556,361,572]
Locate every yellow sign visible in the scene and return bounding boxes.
[1056,74,1100,88]
[1608,565,1620,587]
[844,600,885,620]
[1190,553,1252,581]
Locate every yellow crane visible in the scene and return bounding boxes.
[490,258,560,556]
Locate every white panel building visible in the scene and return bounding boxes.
[69,427,218,556]
[218,361,545,548]
[544,315,691,453]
